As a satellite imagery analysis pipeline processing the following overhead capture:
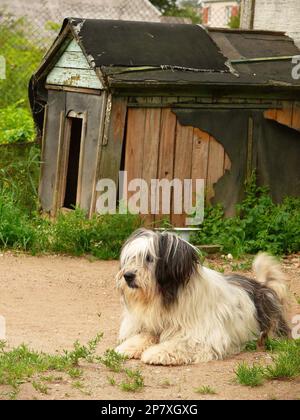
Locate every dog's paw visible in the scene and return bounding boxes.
[141,345,187,366]
[115,343,143,360]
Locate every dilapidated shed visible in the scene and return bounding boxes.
[30,18,300,226]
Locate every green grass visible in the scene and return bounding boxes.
[99,349,128,373]
[235,363,265,387]
[120,369,144,392]
[107,376,116,386]
[230,260,253,272]
[0,190,141,259]
[266,340,300,380]
[72,380,85,390]
[236,339,300,387]
[32,380,49,395]
[0,333,145,399]
[243,340,259,352]
[100,350,144,393]
[0,334,103,398]
[194,385,217,395]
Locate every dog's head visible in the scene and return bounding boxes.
[116,229,199,308]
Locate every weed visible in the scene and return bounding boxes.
[99,349,127,373]
[120,369,144,392]
[266,340,300,379]
[244,340,258,352]
[236,339,300,387]
[191,174,300,257]
[161,379,172,387]
[32,381,48,395]
[194,385,217,395]
[235,363,265,387]
[0,333,103,397]
[107,376,116,386]
[72,381,85,390]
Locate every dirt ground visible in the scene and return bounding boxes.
[0,252,299,400]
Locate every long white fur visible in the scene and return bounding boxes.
[115,232,285,365]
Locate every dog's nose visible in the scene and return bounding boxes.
[124,271,136,284]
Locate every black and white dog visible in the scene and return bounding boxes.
[115,229,290,365]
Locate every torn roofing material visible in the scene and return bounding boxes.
[68,18,229,72]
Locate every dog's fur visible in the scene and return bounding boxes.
[115,229,290,365]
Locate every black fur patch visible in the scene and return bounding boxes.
[226,275,290,337]
[155,233,199,308]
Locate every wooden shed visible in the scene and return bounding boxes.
[30,18,300,226]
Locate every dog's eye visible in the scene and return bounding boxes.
[146,254,153,263]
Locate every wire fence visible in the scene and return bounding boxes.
[202,1,240,29]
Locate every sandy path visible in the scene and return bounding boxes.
[0,252,299,400]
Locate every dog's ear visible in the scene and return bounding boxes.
[155,233,199,307]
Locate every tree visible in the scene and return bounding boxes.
[150,0,202,24]
[149,0,178,13]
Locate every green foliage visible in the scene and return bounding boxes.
[0,189,36,250]
[192,174,300,257]
[120,369,144,392]
[0,17,44,108]
[164,6,201,24]
[0,144,40,212]
[0,185,140,258]
[236,339,300,387]
[149,0,177,13]
[266,339,300,379]
[100,350,144,393]
[150,0,201,23]
[235,363,265,387]
[99,349,128,373]
[50,210,141,259]
[0,101,35,144]
[0,334,104,398]
[228,13,240,29]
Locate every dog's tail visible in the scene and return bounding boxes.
[253,253,289,311]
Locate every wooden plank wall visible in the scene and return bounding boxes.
[39,90,66,213]
[124,108,231,227]
[46,39,103,90]
[264,101,300,131]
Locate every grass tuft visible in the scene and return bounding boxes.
[99,349,127,373]
[194,385,217,395]
[235,363,265,387]
[120,369,144,392]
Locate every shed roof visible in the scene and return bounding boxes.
[31,18,300,95]
[64,18,229,72]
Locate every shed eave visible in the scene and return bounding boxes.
[32,20,107,90]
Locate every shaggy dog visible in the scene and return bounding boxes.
[115,229,290,365]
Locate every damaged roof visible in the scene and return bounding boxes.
[63,18,229,72]
[32,17,300,90]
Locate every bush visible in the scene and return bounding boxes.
[191,174,300,256]
[0,167,299,259]
[51,210,141,259]
[0,144,40,212]
[0,101,35,144]
[0,189,35,250]
[0,17,44,108]
[0,190,140,259]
